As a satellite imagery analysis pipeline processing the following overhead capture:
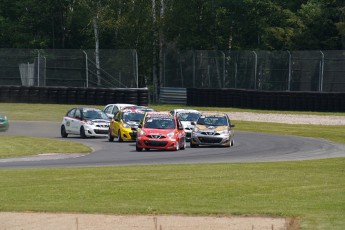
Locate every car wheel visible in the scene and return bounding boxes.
[136,144,143,151]
[80,126,86,139]
[175,141,180,151]
[190,141,198,148]
[231,139,234,146]
[118,130,123,142]
[180,138,186,150]
[61,125,68,138]
[108,129,114,142]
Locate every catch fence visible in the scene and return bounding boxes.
[161,49,345,92]
[0,49,138,88]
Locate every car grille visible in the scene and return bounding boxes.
[96,124,109,128]
[94,129,108,134]
[148,135,165,139]
[144,140,168,147]
[200,131,220,136]
[198,137,223,144]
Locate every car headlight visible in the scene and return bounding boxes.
[123,123,130,128]
[86,121,94,125]
[139,129,146,136]
[219,129,229,135]
[193,127,199,132]
[167,132,175,138]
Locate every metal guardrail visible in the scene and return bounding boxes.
[159,87,186,104]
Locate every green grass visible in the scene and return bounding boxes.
[1,102,345,229]
[1,103,344,121]
[0,136,91,158]
[0,159,345,229]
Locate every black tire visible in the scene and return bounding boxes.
[118,130,123,142]
[180,138,186,150]
[80,126,87,139]
[175,141,180,151]
[108,129,114,142]
[190,141,198,148]
[136,144,143,151]
[61,125,68,138]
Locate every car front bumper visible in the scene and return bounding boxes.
[136,137,178,150]
[190,133,231,146]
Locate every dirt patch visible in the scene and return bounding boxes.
[0,212,298,230]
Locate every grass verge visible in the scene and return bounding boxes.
[0,159,345,229]
[1,102,345,229]
[0,136,91,158]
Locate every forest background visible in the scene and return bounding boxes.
[0,0,344,88]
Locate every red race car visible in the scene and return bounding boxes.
[136,113,186,151]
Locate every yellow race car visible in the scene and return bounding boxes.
[108,108,146,142]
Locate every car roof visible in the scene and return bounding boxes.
[200,112,227,117]
[105,103,136,108]
[174,109,200,113]
[145,111,172,118]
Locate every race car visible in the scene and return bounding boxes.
[170,109,201,141]
[108,108,146,142]
[0,113,9,132]
[190,112,235,148]
[136,113,186,151]
[103,103,135,119]
[61,107,110,138]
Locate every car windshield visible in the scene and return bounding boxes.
[197,116,227,126]
[144,118,175,129]
[178,112,200,122]
[122,112,145,122]
[83,109,108,120]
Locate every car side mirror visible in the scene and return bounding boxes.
[138,124,142,128]
[230,124,235,128]
[191,121,196,125]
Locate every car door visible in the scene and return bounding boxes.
[64,108,76,133]
[70,108,83,134]
[112,111,122,137]
[176,118,186,145]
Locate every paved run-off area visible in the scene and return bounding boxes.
[0,212,294,230]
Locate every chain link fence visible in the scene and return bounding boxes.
[161,49,345,92]
[0,48,138,88]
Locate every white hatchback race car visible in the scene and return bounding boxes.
[61,107,110,138]
[170,109,201,141]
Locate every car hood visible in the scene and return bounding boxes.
[181,121,193,127]
[125,121,140,127]
[86,119,110,123]
[195,124,228,131]
[142,128,176,135]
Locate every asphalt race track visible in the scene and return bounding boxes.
[1,121,345,168]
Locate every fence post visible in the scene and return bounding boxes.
[252,51,258,90]
[319,50,324,92]
[82,50,89,87]
[287,51,292,91]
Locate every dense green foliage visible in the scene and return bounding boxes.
[1,0,344,85]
